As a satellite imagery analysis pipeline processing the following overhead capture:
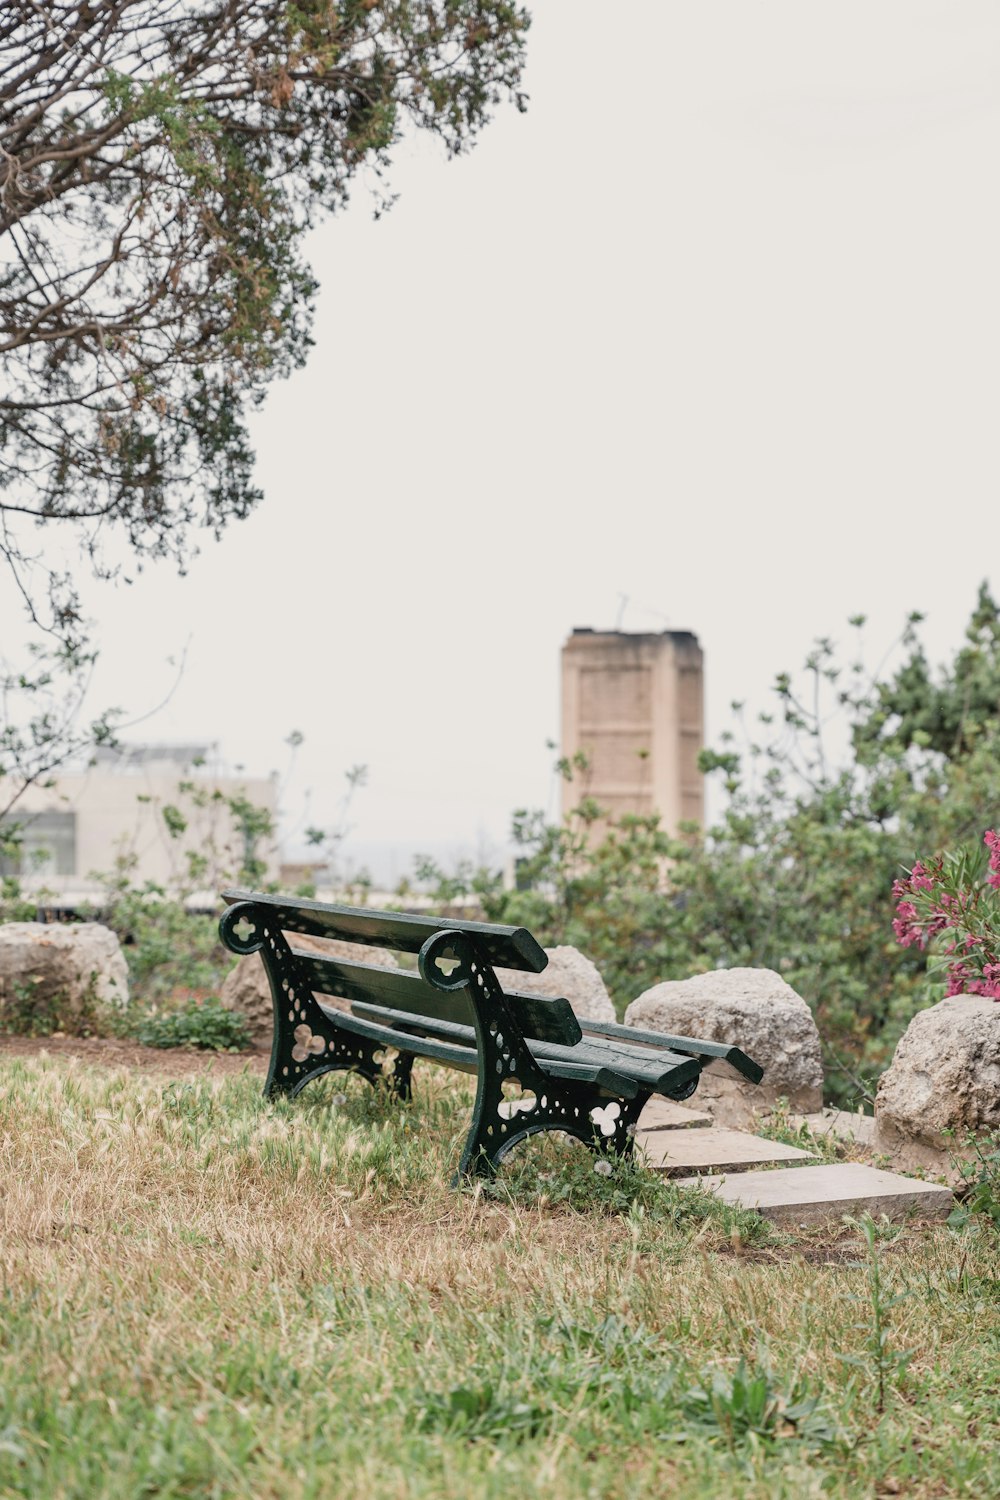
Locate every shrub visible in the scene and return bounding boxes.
[134,995,251,1052]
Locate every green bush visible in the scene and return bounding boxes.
[134,995,251,1052]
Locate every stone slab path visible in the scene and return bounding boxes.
[791,1108,877,1146]
[636,1097,713,1131]
[677,1162,953,1225]
[638,1127,815,1174]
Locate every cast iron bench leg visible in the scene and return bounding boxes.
[417,930,648,1180]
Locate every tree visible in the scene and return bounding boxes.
[0,1,529,642]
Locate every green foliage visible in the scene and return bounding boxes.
[419,588,1000,1108]
[949,1130,1000,1230]
[682,1354,841,1450]
[94,872,231,1008]
[86,776,282,1013]
[2,2,530,650]
[417,1382,550,1441]
[133,994,251,1052]
[0,976,109,1040]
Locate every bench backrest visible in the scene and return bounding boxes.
[221,889,583,1048]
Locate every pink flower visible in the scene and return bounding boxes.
[892,836,1000,1001]
[892,911,924,948]
[946,963,971,996]
[985,831,1000,888]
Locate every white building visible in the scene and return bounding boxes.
[2,743,279,899]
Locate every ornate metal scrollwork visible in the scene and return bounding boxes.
[218,901,265,955]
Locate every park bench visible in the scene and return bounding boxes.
[219,890,763,1180]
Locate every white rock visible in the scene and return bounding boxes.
[495,945,616,1025]
[0,921,129,1031]
[219,933,399,1045]
[873,996,1000,1174]
[624,967,824,1126]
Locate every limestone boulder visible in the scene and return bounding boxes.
[496,945,616,1026]
[219,933,399,1045]
[624,967,823,1126]
[873,997,1000,1174]
[0,921,129,1032]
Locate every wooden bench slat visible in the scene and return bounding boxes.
[222,887,547,972]
[348,1002,701,1098]
[579,1017,764,1084]
[317,1003,636,1097]
[314,1002,480,1075]
[293,950,582,1048]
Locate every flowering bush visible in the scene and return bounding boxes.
[892,832,1000,1000]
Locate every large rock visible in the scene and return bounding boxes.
[219,934,399,1045]
[496,945,616,1026]
[624,968,823,1126]
[0,922,129,1032]
[873,997,1000,1175]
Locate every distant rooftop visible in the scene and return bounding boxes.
[569,627,700,646]
[91,742,216,770]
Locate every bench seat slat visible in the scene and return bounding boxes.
[315,1003,480,1075]
[292,949,582,1047]
[223,887,547,972]
[348,1002,700,1098]
[316,1002,636,1097]
[579,1018,764,1084]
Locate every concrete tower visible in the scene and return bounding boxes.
[560,629,704,834]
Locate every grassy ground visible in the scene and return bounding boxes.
[0,1054,997,1499]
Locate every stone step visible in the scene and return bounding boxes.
[791,1109,877,1147]
[676,1162,953,1225]
[637,1126,815,1174]
[637,1097,713,1131]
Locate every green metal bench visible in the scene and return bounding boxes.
[219,889,763,1180]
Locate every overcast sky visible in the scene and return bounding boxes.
[11,2,1000,883]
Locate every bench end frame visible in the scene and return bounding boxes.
[219,900,414,1101]
[418,929,649,1180]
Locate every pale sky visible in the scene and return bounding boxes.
[8,2,1000,883]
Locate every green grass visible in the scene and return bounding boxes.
[0,1056,997,1498]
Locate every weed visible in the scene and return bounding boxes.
[754,1101,850,1164]
[839,1213,913,1413]
[948,1129,1000,1229]
[417,1382,552,1441]
[682,1353,841,1450]
[96,878,232,1005]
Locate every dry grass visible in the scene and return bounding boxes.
[0,1054,997,1499]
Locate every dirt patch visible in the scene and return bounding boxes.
[0,1033,268,1079]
